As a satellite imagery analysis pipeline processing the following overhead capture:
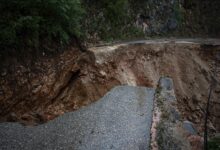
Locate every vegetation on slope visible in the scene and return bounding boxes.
[0,0,84,53]
[0,0,219,56]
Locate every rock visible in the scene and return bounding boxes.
[183,121,198,135]
[99,70,107,76]
[170,107,181,122]
[32,85,42,94]
[0,86,155,150]
[159,77,174,91]
[158,77,176,101]
[155,77,192,150]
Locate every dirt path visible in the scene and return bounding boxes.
[89,38,220,51]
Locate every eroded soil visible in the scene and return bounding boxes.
[0,39,219,134]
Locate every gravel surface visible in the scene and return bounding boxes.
[0,86,155,150]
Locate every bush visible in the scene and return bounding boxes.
[208,136,220,150]
[0,0,84,52]
[173,1,184,26]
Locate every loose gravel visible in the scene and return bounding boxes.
[0,86,155,150]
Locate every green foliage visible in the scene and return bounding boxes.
[0,0,84,52]
[98,0,131,39]
[104,0,129,24]
[173,1,184,26]
[208,136,220,150]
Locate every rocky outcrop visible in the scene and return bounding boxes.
[152,77,204,150]
[83,0,220,42]
[0,86,155,150]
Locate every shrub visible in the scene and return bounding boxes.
[208,136,220,150]
[0,0,84,52]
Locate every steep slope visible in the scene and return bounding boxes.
[90,39,220,132]
[0,39,219,135]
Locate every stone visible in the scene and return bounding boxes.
[0,86,155,150]
[159,77,174,91]
[183,121,198,135]
[32,85,42,94]
[158,77,176,101]
[170,107,181,122]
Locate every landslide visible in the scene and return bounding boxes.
[0,41,219,134]
[91,42,220,133]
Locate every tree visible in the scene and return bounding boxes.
[0,0,84,52]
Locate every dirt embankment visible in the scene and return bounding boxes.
[0,41,220,134]
[91,42,220,133]
[0,46,120,125]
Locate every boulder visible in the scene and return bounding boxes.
[183,121,198,135]
[158,77,176,101]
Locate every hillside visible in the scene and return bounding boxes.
[0,0,220,150]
